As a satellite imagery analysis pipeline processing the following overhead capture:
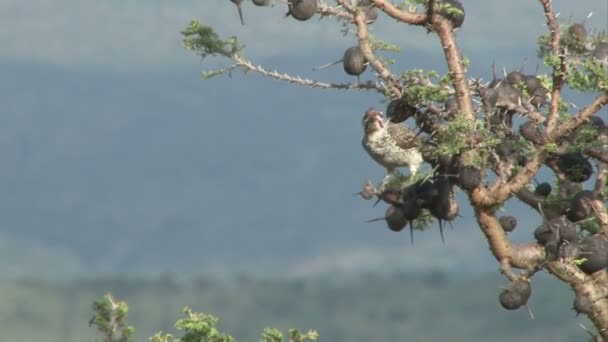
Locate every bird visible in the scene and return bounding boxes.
[361,108,423,188]
[230,0,245,25]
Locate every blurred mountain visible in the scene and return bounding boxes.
[5,272,595,342]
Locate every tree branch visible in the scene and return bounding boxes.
[428,12,474,122]
[369,0,473,121]
[593,161,608,236]
[546,261,608,340]
[475,208,516,279]
[475,93,608,207]
[538,0,567,136]
[472,152,545,207]
[553,92,608,139]
[349,4,402,98]
[587,149,608,164]
[232,55,386,92]
[317,2,353,21]
[367,0,428,25]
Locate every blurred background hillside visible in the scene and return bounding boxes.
[0,0,606,340]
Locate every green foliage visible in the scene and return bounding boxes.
[538,25,608,92]
[572,124,602,152]
[536,34,551,58]
[147,307,238,342]
[543,54,561,68]
[92,294,318,342]
[537,74,552,90]
[399,70,448,105]
[181,20,242,59]
[150,332,174,342]
[201,68,232,80]
[412,208,434,231]
[173,308,235,342]
[288,329,319,342]
[260,328,283,342]
[579,217,601,234]
[567,59,608,92]
[260,328,317,342]
[432,115,471,156]
[572,258,589,266]
[369,35,401,53]
[90,293,136,342]
[544,143,559,153]
[512,80,530,98]
[436,1,464,18]
[429,116,499,166]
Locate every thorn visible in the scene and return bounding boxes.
[409,221,415,246]
[237,6,245,25]
[438,220,445,244]
[524,304,535,320]
[312,59,343,71]
[448,220,455,230]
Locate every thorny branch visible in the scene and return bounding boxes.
[539,0,567,136]
[476,92,608,206]
[553,93,608,139]
[427,9,474,122]
[232,55,386,92]
[546,262,608,339]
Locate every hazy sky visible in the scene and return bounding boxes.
[0,0,605,69]
[0,0,606,278]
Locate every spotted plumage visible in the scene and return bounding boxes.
[362,108,423,179]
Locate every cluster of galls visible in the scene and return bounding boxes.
[497,192,608,316]
[481,69,550,135]
[531,201,608,274]
[516,166,608,275]
[363,174,459,244]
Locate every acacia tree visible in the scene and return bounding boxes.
[93,0,608,340]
